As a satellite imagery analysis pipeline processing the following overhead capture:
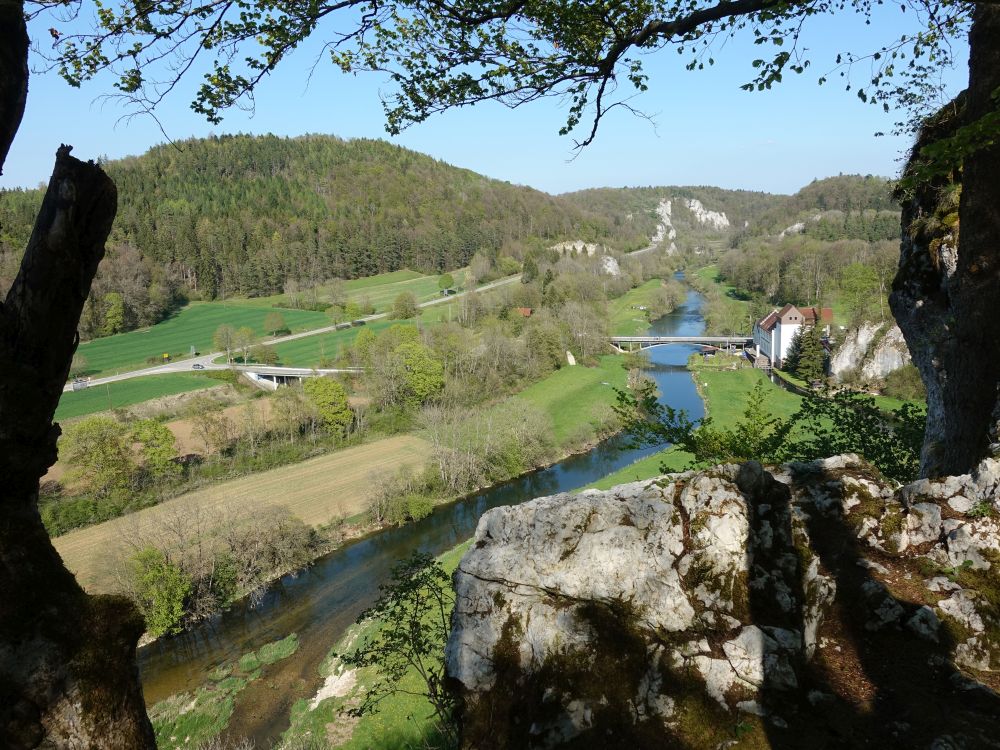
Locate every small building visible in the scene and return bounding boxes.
[514,307,533,318]
[752,304,832,368]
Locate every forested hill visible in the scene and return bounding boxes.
[0,134,648,336]
[564,175,898,247]
[745,174,899,240]
[562,185,779,237]
[104,134,645,292]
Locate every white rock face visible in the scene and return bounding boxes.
[447,454,1000,748]
[778,221,806,238]
[684,198,730,230]
[831,322,911,381]
[830,322,882,377]
[861,324,911,380]
[649,199,678,255]
[598,255,621,276]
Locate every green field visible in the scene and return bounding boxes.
[75,303,330,377]
[55,374,219,421]
[271,320,413,367]
[607,278,664,336]
[694,262,854,328]
[514,355,628,446]
[227,268,469,313]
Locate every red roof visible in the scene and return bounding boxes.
[757,310,780,332]
[800,306,834,324]
[757,305,832,331]
[514,307,533,317]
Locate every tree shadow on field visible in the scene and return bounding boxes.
[738,461,1000,750]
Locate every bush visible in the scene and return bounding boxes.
[405,494,435,522]
[883,364,926,401]
[127,547,192,637]
[390,291,419,319]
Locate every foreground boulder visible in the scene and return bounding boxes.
[446,455,1000,749]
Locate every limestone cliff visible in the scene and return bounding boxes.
[447,455,1000,749]
[830,322,911,382]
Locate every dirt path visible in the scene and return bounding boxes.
[53,434,431,593]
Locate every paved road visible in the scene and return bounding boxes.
[63,275,520,393]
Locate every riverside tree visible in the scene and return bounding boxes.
[303,376,353,435]
[0,0,996,745]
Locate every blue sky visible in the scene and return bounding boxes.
[2,6,969,195]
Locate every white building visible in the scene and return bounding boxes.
[753,304,833,368]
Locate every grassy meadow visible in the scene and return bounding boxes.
[607,278,665,336]
[513,355,628,446]
[587,365,804,490]
[75,303,330,377]
[271,320,404,367]
[53,434,432,593]
[227,268,469,314]
[54,374,220,421]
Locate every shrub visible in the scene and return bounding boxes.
[127,547,192,637]
[405,494,435,522]
[882,364,926,401]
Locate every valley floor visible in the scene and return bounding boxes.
[54,434,431,592]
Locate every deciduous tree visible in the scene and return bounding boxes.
[234,326,257,363]
[60,416,133,498]
[390,291,419,319]
[213,324,236,363]
[303,377,353,435]
[101,291,126,336]
[263,311,287,336]
[130,419,180,482]
[125,547,192,638]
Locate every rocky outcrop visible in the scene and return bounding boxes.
[598,256,621,277]
[650,200,678,255]
[830,322,882,377]
[860,324,910,380]
[830,321,911,382]
[683,198,730,230]
[447,455,1000,749]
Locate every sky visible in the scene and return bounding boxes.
[2,6,970,196]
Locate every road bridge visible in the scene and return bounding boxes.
[610,335,753,352]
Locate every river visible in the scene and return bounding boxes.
[137,286,708,746]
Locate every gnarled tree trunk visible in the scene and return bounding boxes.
[0,147,155,748]
[891,6,1000,478]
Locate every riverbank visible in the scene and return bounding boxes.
[588,362,805,490]
[136,287,707,745]
[275,355,804,749]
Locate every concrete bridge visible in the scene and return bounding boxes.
[234,365,363,391]
[610,335,753,353]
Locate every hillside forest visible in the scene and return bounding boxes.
[0,135,898,346]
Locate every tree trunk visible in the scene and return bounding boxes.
[0,0,28,174]
[891,6,1000,478]
[0,147,155,748]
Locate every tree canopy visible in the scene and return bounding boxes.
[35,1,972,148]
